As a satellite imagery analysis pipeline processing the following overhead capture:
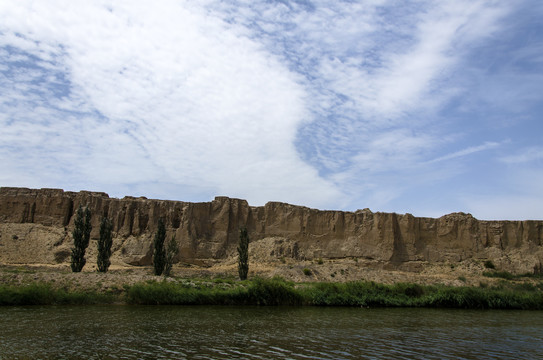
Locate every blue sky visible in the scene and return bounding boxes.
[1,0,542,220]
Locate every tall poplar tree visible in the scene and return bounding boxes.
[164,235,179,277]
[71,205,92,272]
[153,218,166,276]
[238,227,249,280]
[97,216,113,272]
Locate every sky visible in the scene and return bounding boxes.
[0,0,542,220]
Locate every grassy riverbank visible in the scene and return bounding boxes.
[2,276,543,309]
[0,282,117,305]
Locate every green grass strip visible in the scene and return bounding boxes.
[125,277,303,306]
[0,283,116,305]
[125,278,543,309]
[3,278,542,309]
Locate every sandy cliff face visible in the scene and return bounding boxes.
[0,187,541,273]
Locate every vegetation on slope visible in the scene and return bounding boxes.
[1,266,542,309]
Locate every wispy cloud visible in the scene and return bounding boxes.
[0,0,541,219]
[427,141,501,164]
[0,1,341,206]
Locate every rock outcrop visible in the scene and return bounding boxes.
[1,187,542,273]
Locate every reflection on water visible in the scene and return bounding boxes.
[0,306,542,359]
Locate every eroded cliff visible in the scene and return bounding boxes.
[0,187,542,273]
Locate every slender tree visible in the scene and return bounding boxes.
[97,216,113,272]
[153,218,167,276]
[71,205,92,272]
[238,227,249,280]
[164,235,179,277]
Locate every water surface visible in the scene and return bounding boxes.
[0,306,541,359]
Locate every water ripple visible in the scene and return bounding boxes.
[0,306,542,359]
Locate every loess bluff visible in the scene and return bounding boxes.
[0,187,542,274]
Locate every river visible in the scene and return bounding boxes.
[0,306,542,359]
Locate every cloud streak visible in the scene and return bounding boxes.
[428,141,501,164]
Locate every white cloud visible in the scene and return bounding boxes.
[310,1,510,123]
[350,130,437,172]
[0,0,342,207]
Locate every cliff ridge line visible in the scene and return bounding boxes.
[0,187,541,274]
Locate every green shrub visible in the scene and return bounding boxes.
[484,260,496,269]
[303,268,312,276]
[246,277,302,305]
[395,283,425,298]
[519,272,543,279]
[512,282,538,292]
[125,281,196,305]
[483,271,513,280]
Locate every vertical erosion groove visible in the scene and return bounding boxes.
[390,213,408,265]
